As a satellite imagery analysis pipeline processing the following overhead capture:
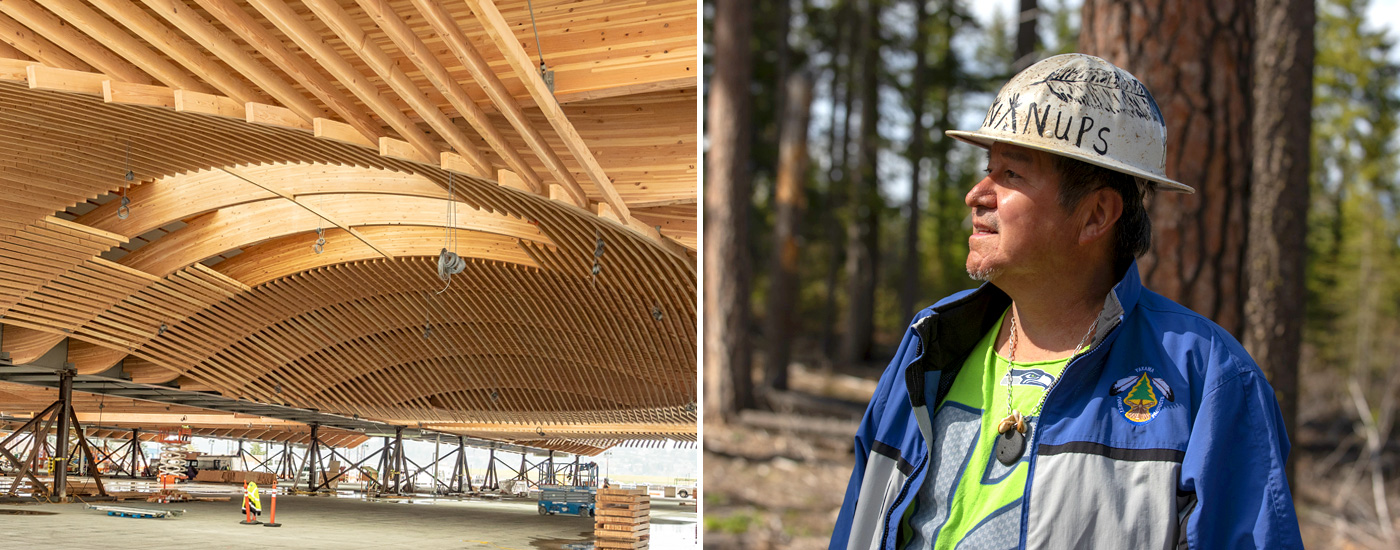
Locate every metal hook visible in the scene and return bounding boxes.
[117,195,131,220]
[651,305,663,321]
[313,226,326,254]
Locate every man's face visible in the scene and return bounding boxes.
[965,143,1079,282]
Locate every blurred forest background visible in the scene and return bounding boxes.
[702,0,1400,548]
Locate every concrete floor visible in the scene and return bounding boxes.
[0,482,698,549]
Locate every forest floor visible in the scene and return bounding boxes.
[702,350,1400,549]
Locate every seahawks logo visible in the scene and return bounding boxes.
[1000,368,1057,389]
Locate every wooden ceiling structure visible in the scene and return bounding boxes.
[0,0,697,456]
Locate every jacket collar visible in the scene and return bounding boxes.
[905,261,1146,408]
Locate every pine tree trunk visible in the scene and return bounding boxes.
[704,0,755,421]
[841,0,882,365]
[765,74,814,391]
[1080,0,1253,338]
[821,1,855,359]
[899,0,931,326]
[1245,0,1312,485]
[1015,0,1039,71]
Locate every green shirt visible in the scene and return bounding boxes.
[904,310,1073,549]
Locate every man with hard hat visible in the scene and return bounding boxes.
[830,54,1302,549]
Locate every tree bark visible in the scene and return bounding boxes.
[841,0,882,365]
[1245,0,1311,487]
[1015,0,1040,71]
[899,0,931,326]
[1080,0,1253,338]
[765,74,814,391]
[704,0,755,422]
[821,1,855,359]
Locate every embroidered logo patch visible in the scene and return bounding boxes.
[999,368,1057,389]
[1110,369,1175,424]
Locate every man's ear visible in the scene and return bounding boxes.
[1080,188,1123,246]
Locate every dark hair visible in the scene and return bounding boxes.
[1051,155,1154,273]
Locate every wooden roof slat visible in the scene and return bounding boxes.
[32,0,210,93]
[245,0,439,165]
[300,0,491,177]
[190,0,383,144]
[86,0,260,104]
[462,0,622,217]
[358,0,545,195]
[136,0,326,124]
[0,0,151,83]
[0,11,88,71]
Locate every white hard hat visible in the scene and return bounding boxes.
[947,53,1194,194]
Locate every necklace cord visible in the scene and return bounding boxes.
[1003,308,1099,426]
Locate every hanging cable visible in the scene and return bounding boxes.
[525,0,554,93]
[590,229,605,285]
[117,141,133,220]
[423,291,434,339]
[437,172,466,294]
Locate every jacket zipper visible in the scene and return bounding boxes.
[1016,318,1120,548]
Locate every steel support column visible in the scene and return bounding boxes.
[53,369,73,501]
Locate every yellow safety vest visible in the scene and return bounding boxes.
[246,482,261,510]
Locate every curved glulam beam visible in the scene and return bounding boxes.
[462,0,624,218]
[215,226,537,287]
[76,163,448,237]
[116,196,549,277]
[153,260,692,425]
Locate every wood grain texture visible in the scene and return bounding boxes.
[0,0,696,451]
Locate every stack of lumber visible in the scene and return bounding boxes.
[146,488,191,502]
[189,470,276,484]
[595,488,650,549]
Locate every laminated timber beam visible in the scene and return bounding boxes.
[299,0,494,180]
[189,0,382,143]
[84,0,262,104]
[356,0,548,196]
[31,0,211,93]
[219,167,396,259]
[0,0,150,84]
[243,0,442,167]
[136,0,327,124]
[461,0,628,218]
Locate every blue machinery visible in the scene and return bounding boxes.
[538,485,595,516]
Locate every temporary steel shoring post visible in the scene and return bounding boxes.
[392,427,405,494]
[307,424,320,491]
[451,437,469,493]
[280,442,291,479]
[130,429,142,477]
[53,369,73,501]
[485,448,497,490]
[64,405,106,497]
[432,437,440,495]
[371,436,390,494]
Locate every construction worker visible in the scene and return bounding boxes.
[830,54,1303,549]
[242,480,262,518]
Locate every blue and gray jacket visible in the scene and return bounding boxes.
[830,264,1303,549]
